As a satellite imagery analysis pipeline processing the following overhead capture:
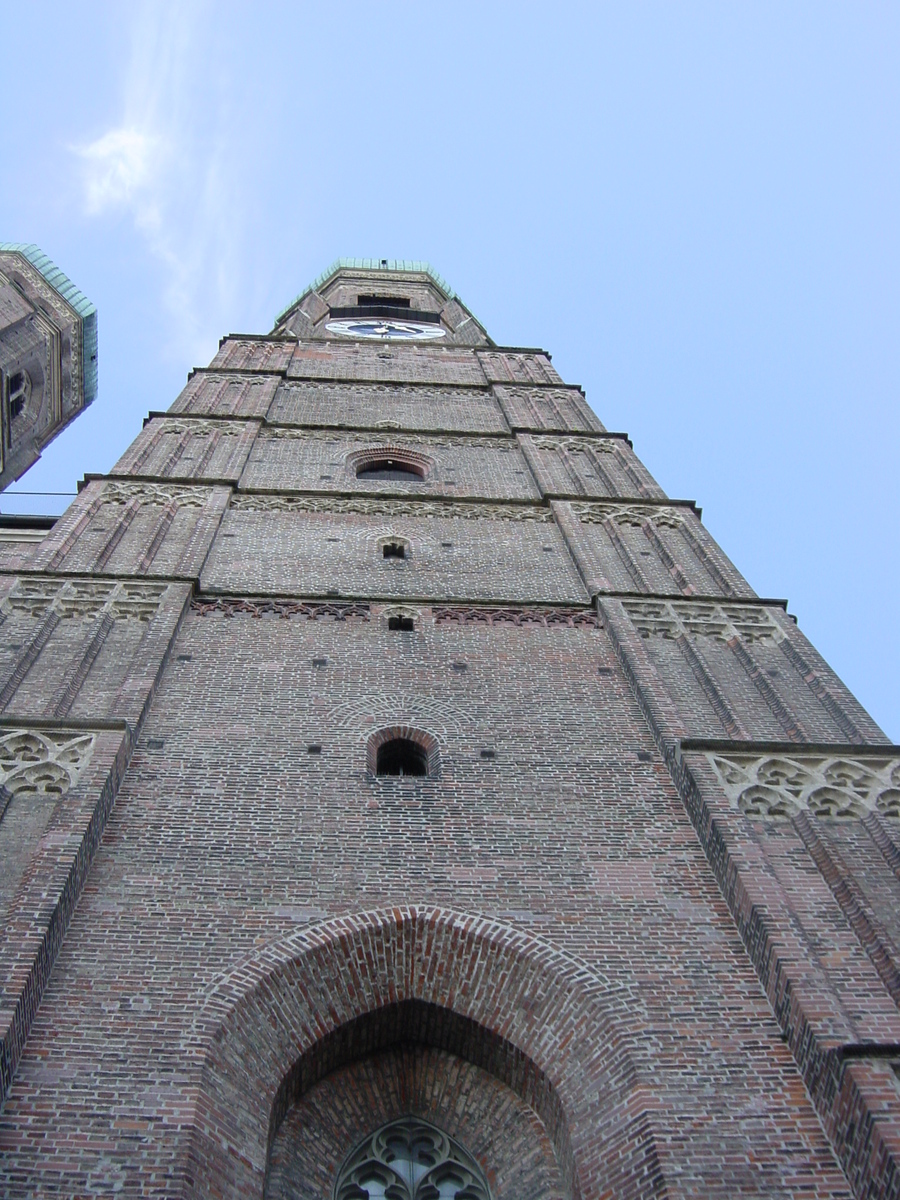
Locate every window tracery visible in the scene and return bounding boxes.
[7,369,30,421]
[334,1117,490,1200]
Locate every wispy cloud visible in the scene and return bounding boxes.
[79,128,161,214]
[72,0,243,364]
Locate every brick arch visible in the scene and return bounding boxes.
[350,445,433,479]
[366,724,440,776]
[182,907,667,1200]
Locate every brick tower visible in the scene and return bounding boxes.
[1,260,899,1200]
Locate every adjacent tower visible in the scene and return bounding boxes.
[0,243,97,491]
[0,260,898,1200]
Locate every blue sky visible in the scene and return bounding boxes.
[2,2,898,738]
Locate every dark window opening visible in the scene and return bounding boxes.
[480,749,496,760]
[312,657,327,668]
[383,542,406,560]
[377,737,427,777]
[358,459,424,481]
[8,370,27,420]
[357,295,410,308]
[451,662,467,672]
[307,744,322,755]
[388,615,414,632]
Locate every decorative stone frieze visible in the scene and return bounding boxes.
[99,481,211,508]
[3,578,168,622]
[571,501,686,528]
[228,493,552,521]
[707,751,900,820]
[623,598,783,643]
[0,728,95,798]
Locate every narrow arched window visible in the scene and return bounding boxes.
[376,738,427,777]
[335,1117,491,1200]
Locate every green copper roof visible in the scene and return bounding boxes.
[275,258,456,325]
[0,243,98,405]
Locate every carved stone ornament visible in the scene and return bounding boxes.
[191,597,369,621]
[143,418,242,438]
[0,728,96,799]
[529,434,619,454]
[264,427,511,450]
[707,751,900,820]
[623,599,782,644]
[3,578,167,622]
[571,502,686,528]
[98,481,211,508]
[228,494,552,521]
[276,381,490,402]
[334,1117,491,1200]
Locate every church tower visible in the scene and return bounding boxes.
[1,260,899,1199]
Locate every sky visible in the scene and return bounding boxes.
[2,2,898,739]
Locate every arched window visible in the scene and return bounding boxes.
[376,738,427,777]
[352,447,432,482]
[383,541,406,560]
[335,1117,491,1200]
[358,458,424,482]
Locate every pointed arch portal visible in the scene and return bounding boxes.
[182,907,667,1200]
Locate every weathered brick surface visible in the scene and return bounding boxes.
[0,535,43,573]
[493,384,605,432]
[201,501,587,602]
[552,499,754,598]
[169,370,280,417]
[0,264,898,1200]
[32,480,229,578]
[519,433,667,499]
[238,429,539,500]
[476,350,562,385]
[0,576,188,722]
[605,597,886,745]
[210,337,294,372]
[111,417,260,482]
[288,341,488,386]
[269,381,510,433]
[265,1045,565,1200]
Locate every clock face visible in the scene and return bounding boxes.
[325,318,446,341]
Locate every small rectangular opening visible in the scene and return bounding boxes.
[451,662,467,673]
[307,744,322,755]
[480,749,496,760]
[388,616,414,632]
[176,654,192,662]
[358,295,410,307]
[383,542,406,560]
[312,657,327,667]
[147,739,165,750]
